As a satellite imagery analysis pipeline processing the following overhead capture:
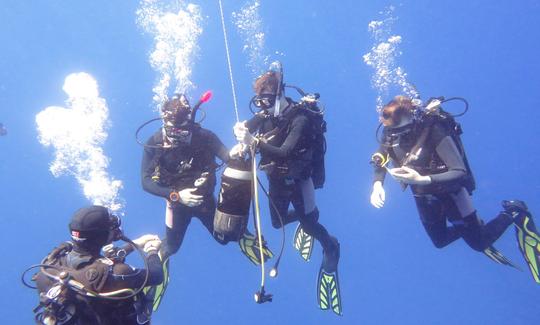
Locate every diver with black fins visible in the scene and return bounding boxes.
[25,205,164,324]
[233,62,342,315]
[139,92,273,310]
[370,95,540,282]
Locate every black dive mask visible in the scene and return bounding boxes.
[108,214,123,242]
[164,124,192,145]
[253,94,276,110]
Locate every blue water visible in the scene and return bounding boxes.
[2,1,540,324]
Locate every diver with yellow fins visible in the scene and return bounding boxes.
[138,91,273,311]
[370,95,540,283]
[233,62,342,315]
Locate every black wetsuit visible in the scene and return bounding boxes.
[246,102,337,253]
[374,121,513,251]
[141,127,230,260]
[35,244,164,325]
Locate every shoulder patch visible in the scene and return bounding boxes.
[85,268,99,282]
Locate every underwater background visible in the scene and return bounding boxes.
[2,1,540,324]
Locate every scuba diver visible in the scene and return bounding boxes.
[26,205,164,324]
[233,63,342,315]
[139,93,273,308]
[370,95,540,283]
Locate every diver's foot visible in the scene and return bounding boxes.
[239,232,274,266]
[503,200,529,225]
[322,236,340,273]
[293,224,314,262]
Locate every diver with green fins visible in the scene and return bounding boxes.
[138,91,273,311]
[370,95,540,282]
[233,61,342,315]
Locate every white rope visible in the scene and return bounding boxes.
[218,0,240,123]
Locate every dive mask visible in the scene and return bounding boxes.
[164,124,192,145]
[108,214,123,242]
[253,94,276,110]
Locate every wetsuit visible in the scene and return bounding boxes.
[373,121,514,251]
[246,101,337,253]
[35,243,164,325]
[141,127,230,260]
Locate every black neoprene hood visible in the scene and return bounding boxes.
[69,205,111,233]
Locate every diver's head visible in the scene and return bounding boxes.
[252,71,282,112]
[161,94,193,145]
[380,95,417,129]
[69,205,122,254]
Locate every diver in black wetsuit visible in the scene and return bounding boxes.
[369,96,539,268]
[32,205,164,325]
[140,94,231,261]
[234,68,342,314]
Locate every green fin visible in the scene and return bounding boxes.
[239,233,274,266]
[483,246,520,270]
[515,214,540,284]
[317,268,342,316]
[143,258,170,312]
[293,224,313,262]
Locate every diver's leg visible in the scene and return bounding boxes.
[268,177,295,228]
[449,188,513,251]
[414,194,460,248]
[194,195,217,237]
[160,201,192,261]
[292,178,339,268]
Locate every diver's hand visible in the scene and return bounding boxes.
[370,181,386,208]
[229,143,246,159]
[388,166,431,185]
[233,121,257,146]
[175,188,203,207]
[143,238,162,254]
[133,234,160,249]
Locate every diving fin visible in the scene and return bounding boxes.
[239,232,274,266]
[143,257,170,312]
[483,246,520,270]
[317,237,342,315]
[317,268,342,316]
[293,224,314,262]
[505,200,540,284]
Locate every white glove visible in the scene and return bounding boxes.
[143,239,162,254]
[370,181,386,209]
[388,166,431,185]
[133,234,160,249]
[229,143,246,159]
[177,188,203,207]
[233,121,257,146]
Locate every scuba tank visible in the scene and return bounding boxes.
[213,158,252,244]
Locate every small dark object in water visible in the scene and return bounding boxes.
[0,123,6,136]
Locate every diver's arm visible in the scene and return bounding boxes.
[141,138,172,198]
[207,130,230,163]
[258,115,308,158]
[430,136,467,183]
[106,252,164,290]
[244,113,265,133]
[372,145,389,184]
